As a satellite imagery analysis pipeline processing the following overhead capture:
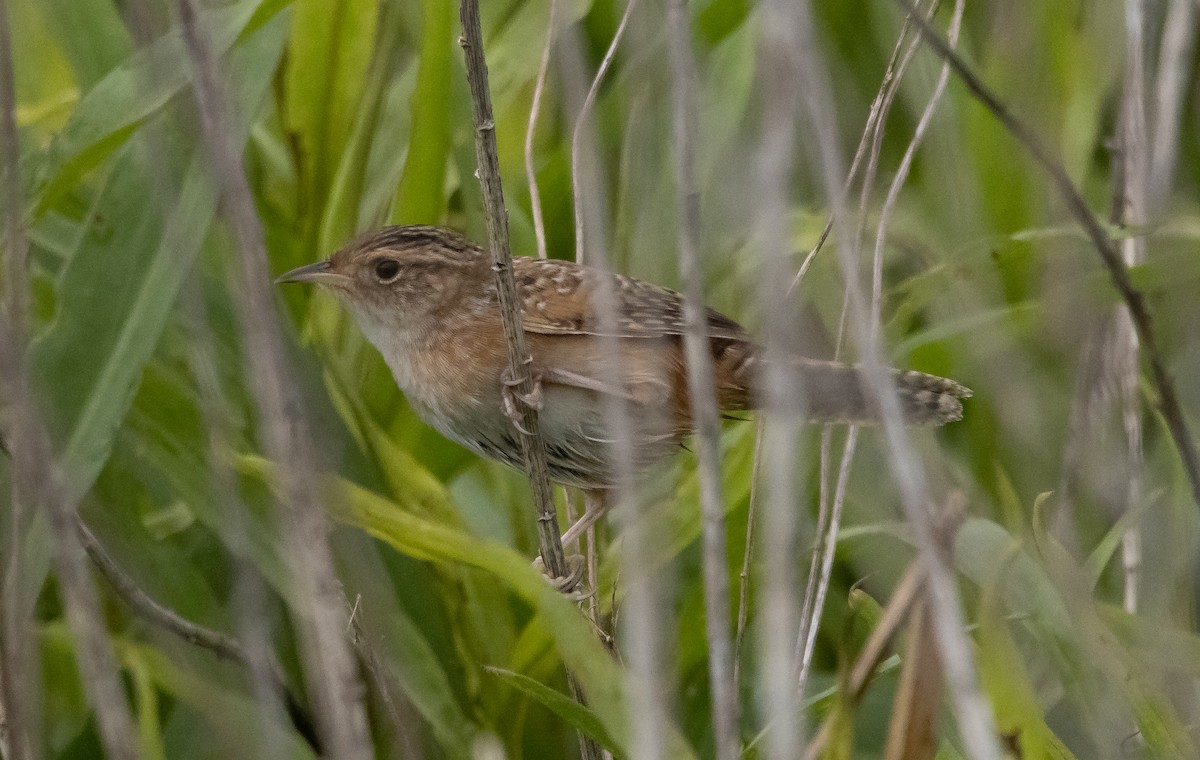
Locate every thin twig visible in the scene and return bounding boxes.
[810,0,963,696]
[178,278,298,760]
[895,0,1200,511]
[559,24,673,760]
[175,1,373,756]
[665,2,739,757]
[794,426,834,686]
[524,0,558,260]
[0,659,9,760]
[345,598,423,760]
[0,220,139,760]
[858,1,936,315]
[787,3,928,296]
[795,426,857,696]
[77,518,244,661]
[872,0,958,318]
[77,516,325,753]
[571,0,639,264]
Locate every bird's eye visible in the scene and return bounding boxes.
[374,258,401,282]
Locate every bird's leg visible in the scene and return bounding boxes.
[501,361,544,434]
[561,489,612,548]
[532,490,613,598]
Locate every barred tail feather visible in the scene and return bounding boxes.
[797,360,970,425]
[729,352,971,425]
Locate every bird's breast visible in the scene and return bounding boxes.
[370,325,503,422]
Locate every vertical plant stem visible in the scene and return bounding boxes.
[1114,0,1150,613]
[0,381,138,760]
[794,426,857,697]
[0,1,39,757]
[458,0,568,581]
[793,1,1001,756]
[789,4,938,697]
[562,21,677,760]
[175,2,373,757]
[180,284,296,759]
[665,2,739,757]
[1148,0,1195,207]
[0,2,137,757]
[754,0,810,757]
[459,4,603,757]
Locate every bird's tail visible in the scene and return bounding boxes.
[798,359,971,425]
[720,347,971,425]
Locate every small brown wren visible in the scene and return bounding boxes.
[278,225,969,512]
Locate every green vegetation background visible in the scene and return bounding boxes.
[6,0,1200,757]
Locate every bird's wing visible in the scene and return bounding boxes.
[513,257,748,340]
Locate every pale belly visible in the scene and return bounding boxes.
[415,383,680,489]
[360,318,680,488]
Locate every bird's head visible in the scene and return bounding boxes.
[276,225,489,337]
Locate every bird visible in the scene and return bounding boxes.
[277,224,970,546]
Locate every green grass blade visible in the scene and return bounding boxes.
[484,666,622,755]
[27,0,281,217]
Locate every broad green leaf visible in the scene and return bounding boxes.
[36,0,131,89]
[33,12,289,503]
[952,519,1078,668]
[335,482,699,759]
[28,0,283,216]
[976,543,1078,760]
[318,4,400,251]
[332,530,475,756]
[39,624,91,754]
[120,643,317,760]
[10,0,76,133]
[16,11,289,626]
[483,0,591,113]
[1100,606,1200,758]
[237,456,698,760]
[1101,605,1200,681]
[391,0,455,224]
[484,666,622,754]
[126,649,168,760]
[1084,491,1160,588]
[285,0,378,257]
[891,301,1039,358]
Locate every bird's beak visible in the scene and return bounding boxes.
[275,260,351,287]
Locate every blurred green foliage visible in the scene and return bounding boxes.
[5,0,1200,758]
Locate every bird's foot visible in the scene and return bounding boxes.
[501,365,544,434]
[533,554,587,598]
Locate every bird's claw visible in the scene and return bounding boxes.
[533,554,587,598]
[501,366,544,433]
